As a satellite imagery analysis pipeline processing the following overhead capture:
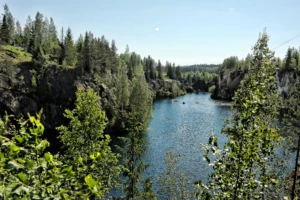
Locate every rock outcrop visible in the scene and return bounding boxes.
[211,68,297,100]
[211,70,244,100]
[0,63,187,129]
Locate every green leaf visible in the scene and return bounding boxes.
[84,174,97,188]
[7,160,24,169]
[62,166,72,174]
[17,172,27,184]
[36,140,50,152]
[25,160,35,169]
[10,144,20,154]
[44,153,53,162]
[14,185,29,195]
[15,136,24,143]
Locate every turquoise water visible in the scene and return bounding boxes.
[142,92,232,191]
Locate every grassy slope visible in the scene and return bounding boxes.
[0,45,32,63]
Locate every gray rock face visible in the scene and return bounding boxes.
[211,70,244,100]
[211,69,296,100]
[0,65,78,128]
[276,71,296,96]
[0,64,187,129]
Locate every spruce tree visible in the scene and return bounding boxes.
[64,27,76,66]
[23,16,32,49]
[118,113,156,200]
[157,60,163,79]
[0,15,9,43]
[14,20,22,45]
[3,4,15,44]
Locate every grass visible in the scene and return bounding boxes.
[0,45,32,63]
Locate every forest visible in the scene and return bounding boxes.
[0,3,300,200]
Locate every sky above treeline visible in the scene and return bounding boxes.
[2,0,300,65]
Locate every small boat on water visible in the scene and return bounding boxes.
[183,101,185,104]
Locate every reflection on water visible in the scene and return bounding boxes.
[143,92,232,193]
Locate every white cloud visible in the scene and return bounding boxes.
[154,27,160,31]
[229,8,234,12]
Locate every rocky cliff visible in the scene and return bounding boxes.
[211,68,296,100]
[0,63,186,130]
[211,70,244,100]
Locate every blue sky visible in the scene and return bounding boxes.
[1,0,300,65]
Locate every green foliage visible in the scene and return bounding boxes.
[57,88,122,197]
[116,59,130,111]
[0,59,16,85]
[118,113,156,200]
[197,30,282,199]
[29,69,37,88]
[208,85,216,93]
[0,111,105,199]
[282,60,300,199]
[129,74,153,125]
[0,45,32,63]
[0,4,15,44]
[158,152,192,200]
[64,27,77,66]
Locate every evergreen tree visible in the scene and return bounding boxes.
[175,66,181,80]
[158,152,192,200]
[111,39,118,73]
[76,34,84,72]
[32,12,45,65]
[157,59,163,79]
[116,60,130,111]
[23,16,32,48]
[48,17,59,62]
[3,4,15,44]
[118,114,156,200]
[82,31,92,72]
[64,27,76,66]
[58,27,65,64]
[285,47,294,70]
[14,20,23,45]
[0,15,9,43]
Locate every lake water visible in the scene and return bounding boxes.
[143,92,232,193]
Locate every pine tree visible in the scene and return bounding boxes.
[175,66,181,80]
[3,4,15,44]
[76,34,84,72]
[110,39,118,73]
[48,17,59,62]
[118,113,156,199]
[157,60,163,79]
[58,27,65,65]
[64,27,76,66]
[158,152,192,200]
[83,32,92,72]
[23,16,32,48]
[116,60,130,111]
[14,20,23,45]
[0,15,9,43]
[32,12,45,65]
